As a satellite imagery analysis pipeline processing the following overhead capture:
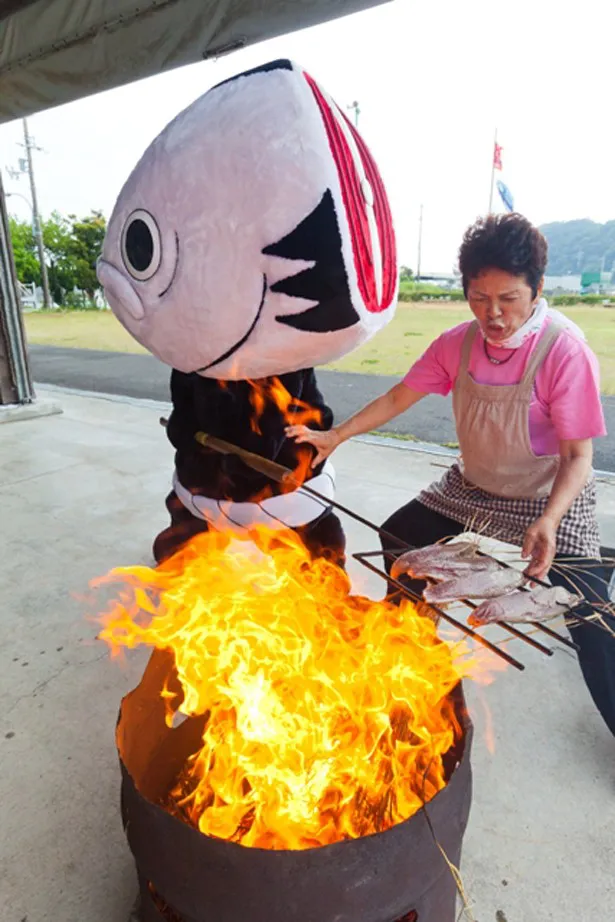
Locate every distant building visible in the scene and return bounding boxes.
[543,275,581,295]
[416,272,461,289]
[17,281,40,309]
[580,271,615,295]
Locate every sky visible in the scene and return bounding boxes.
[1,0,614,273]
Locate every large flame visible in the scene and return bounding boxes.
[97,527,485,850]
[248,376,322,491]
[248,375,322,434]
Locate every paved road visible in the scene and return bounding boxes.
[30,344,615,472]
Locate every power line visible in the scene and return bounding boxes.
[417,204,423,281]
[488,127,497,214]
[21,119,52,309]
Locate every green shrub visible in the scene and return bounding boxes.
[63,290,102,310]
[552,293,615,306]
[398,282,465,303]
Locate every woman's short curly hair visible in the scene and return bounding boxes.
[458,213,548,298]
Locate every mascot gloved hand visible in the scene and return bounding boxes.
[97,59,398,566]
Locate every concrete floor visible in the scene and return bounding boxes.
[1,387,614,922]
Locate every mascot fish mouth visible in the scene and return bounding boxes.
[97,248,268,374]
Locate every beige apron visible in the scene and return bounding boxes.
[417,321,600,558]
[454,320,561,498]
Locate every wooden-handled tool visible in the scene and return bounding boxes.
[194,431,296,485]
[160,417,295,485]
[159,416,407,546]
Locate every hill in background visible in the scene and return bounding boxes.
[540,219,615,277]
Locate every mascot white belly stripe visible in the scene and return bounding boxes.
[173,461,336,533]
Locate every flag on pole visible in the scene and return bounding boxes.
[496,179,514,212]
[493,143,503,170]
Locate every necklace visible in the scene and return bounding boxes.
[483,337,516,366]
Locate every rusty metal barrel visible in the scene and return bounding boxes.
[118,651,473,922]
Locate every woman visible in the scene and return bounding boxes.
[287,213,615,737]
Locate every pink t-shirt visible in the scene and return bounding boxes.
[403,317,607,456]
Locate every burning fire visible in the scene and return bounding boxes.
[97,527,483,850]
[248,375,322,490]
[248,376,322,435]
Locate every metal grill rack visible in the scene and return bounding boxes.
[353,546,581,672]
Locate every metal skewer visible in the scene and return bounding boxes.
[354,550,555,656]
[155,420,601,660]
[352,549,576,652]
[471,547,592,646]
[194,428,605,645]
[189,429,525,669]
[423,544,577,653]
[353,553,525,671]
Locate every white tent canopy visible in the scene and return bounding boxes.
[0,0,390,125]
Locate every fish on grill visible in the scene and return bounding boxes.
[413,558,494,580]
[391,541,526,604]
[390,541,477,581]
[423,565,525,604]
[468,585,583,625]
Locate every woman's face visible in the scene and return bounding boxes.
[467,268,543,343]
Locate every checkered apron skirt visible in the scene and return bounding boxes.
[417,462,601,558]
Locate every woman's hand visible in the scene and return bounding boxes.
[522,515,558,580]
[285,425,342,468]
[521,439,592,579]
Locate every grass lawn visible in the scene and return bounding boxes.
[24,303,615,393]
[24,309,148,354]
[328,304,615,393]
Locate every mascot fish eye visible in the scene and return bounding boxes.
[97,58,398,564]
[97,58,397,380]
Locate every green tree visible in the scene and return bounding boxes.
[43,211,76,305]
[400,265,414,282]
[8,217,40,286]
[67,211,107,300]
[8,209,107,306]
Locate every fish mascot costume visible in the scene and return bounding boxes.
[97,59,398,566]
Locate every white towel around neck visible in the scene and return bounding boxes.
[482,298,586,349]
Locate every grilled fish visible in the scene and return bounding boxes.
[469,585,583,625]
[390,541,477,580]
[413,558,494,580]
[423,565,525,604]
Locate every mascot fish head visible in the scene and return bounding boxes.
[97,59,398,380]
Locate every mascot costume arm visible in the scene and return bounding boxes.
[97,58,398,560]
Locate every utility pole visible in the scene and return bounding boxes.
[488,127,498,214]
[0,169,34,405]
[416,204,423,282]
[22,118,52,309]
[347,101,360,127]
